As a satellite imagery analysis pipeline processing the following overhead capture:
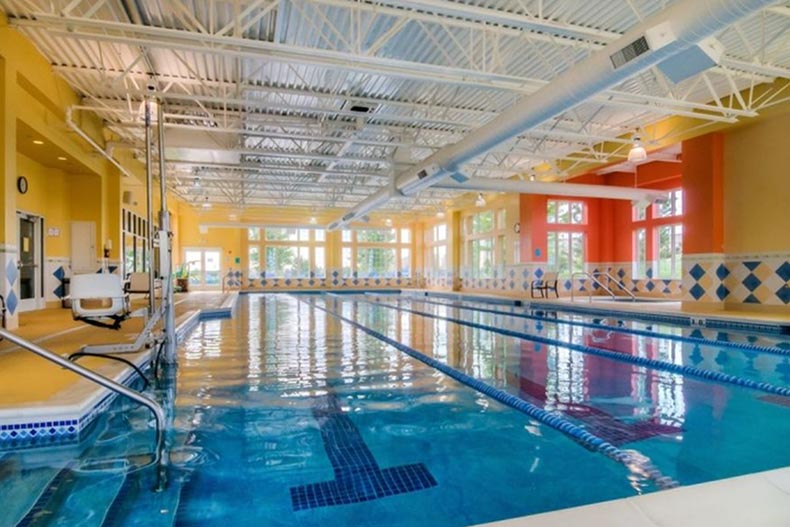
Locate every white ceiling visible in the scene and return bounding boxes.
[2,0,789,213]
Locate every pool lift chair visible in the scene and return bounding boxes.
[70,272,163,355]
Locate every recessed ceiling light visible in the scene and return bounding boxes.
[57,156,67,161]
[33,140,44,145]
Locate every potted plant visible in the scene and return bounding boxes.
[174,262,192,293]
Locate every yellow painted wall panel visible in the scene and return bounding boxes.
[723,108,790,254]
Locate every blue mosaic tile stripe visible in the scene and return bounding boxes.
[513,374,682,446]
[305,297,677,490]
[15,467,76,527]
[290,393,437,511]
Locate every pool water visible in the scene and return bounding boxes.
[2,293,790,527]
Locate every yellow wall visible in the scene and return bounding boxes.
[16,153,70,256]
[723,107,790,254]
[176,204,243,272]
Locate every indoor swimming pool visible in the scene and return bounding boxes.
[2,292,790,527]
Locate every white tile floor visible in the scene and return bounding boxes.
[474,467,790,527]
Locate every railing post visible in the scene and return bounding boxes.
[0,329,167,491]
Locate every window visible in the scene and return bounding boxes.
[547,232,584,275]
[470,238,494,278]
[471,211,494,234]
[657,224,682,279]
[342,228,412,278]
[655,189,683,218]
[265,228,310,242]
[433,224,447,242]
[547,200,585,224]
[633,228,647,278]
[633,204,647,222]
[265,246,309,278]
[122,208,149,275]
[342,247,353,278]
[464,210,508,278]
[248,228,325,279]
[432,245,447,269]
[248,247,260,279]
[184,248,222,287]
[314,247,326,278]
[357,248,397,277]
[357,228,396,243]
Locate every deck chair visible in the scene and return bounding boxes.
[531,272,559,298]
[71,273,132,330]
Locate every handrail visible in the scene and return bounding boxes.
[570,271,616,302]
[570,271,636,302]
[595,271,637,301]
[0,329,167,490]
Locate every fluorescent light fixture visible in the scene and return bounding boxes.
[33,140,44,145]
[57,156,67,161]
[475,192,486,207]
[628,136,648,163]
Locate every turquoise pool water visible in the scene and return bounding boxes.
[2,293,790,527]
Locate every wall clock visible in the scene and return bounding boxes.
[17,176,28,194]
[513,222,521,234]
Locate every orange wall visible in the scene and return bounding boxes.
[682,133,724,255]
[519,161,682,265]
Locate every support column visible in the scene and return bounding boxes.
[0,55,19,328]
[681,133,725,310]
[449,210,462,291]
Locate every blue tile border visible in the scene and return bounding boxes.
[0,293,239,450]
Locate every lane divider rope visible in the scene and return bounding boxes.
[364,297,790,399]
[403,294,790,358]
[303,296,679,491]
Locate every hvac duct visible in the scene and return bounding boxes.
[327,0,776,229]
[436,178,669,202]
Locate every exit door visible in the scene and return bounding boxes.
[18,213,44,311]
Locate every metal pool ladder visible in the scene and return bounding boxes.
[570,271,637,302]
[0,328,168,490]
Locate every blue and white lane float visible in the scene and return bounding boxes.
[303,296,679,492]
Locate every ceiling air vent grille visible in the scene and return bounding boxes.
[610,36,650,69]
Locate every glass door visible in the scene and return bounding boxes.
[183,248,222,289]
[17,213,44,311]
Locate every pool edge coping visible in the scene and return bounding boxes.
[0,293,239,449]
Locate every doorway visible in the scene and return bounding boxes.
[183,248,222,289]
[17,212,44,311]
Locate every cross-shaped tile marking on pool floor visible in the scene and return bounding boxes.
[290,393,437,511]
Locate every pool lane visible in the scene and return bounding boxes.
[406,295,790,359]
[369,296,790,390]
[324,295,790,486]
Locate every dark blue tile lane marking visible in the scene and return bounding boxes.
[512,375,682,446]
[290,393,437,511]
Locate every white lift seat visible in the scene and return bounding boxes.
[71,273,130,330]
